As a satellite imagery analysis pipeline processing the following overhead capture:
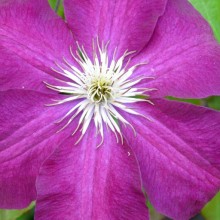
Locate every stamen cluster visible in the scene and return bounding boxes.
[45,41,153,146]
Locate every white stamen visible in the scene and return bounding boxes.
[45,40,154,146]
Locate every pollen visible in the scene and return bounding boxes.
[45,40,154,147]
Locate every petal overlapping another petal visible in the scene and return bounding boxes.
[131,0,220,98]
[35,126,148,220]
[0,46,58,93]
[64,0,167,58]
[0,0,75,77]
[0,0,220,218]
[121,100,220,219]
[0,90,74,208]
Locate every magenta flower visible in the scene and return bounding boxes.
[1,0,220,219]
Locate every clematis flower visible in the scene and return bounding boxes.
[1,0,220,219]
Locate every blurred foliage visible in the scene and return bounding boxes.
[190,0,220,42]
[205,96,220,110]
[48,0,64,18]
[169,0,220,219]
[168,96,220,111]
[0,203,34,220]
[16,207,34,220]
[202,193,220,220]
[0,0,220,220]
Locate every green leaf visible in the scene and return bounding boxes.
[48,0,64,18]
[167,96,220,111]
[0,203,34,220]
[16,206,34,220]
[202,192,220,219]
[166,96,202,106]
[206,96,220,110]
[189,0,220,42]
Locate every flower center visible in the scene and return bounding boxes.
[88,76,112,103]
[45,40,154,147]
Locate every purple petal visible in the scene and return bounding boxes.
[0,0,74,76]
[131,0,220,98]
[0,46,57,93]
[121,99,220,219]
[64,0,167,57]
[35,125,148,220]
[0,90,74,208]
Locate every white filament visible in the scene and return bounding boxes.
[45,41,154,147]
